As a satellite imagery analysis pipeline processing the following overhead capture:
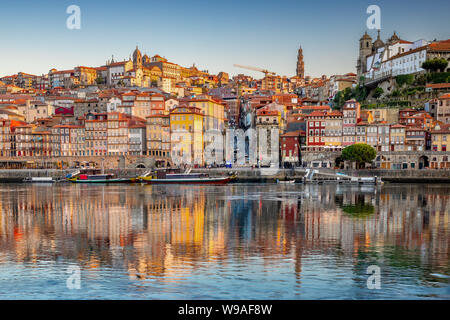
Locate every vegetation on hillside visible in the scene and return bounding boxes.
[333,85,368,108]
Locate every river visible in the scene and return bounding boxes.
[0,183,448,299]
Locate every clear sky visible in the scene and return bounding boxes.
[0,0,449,79]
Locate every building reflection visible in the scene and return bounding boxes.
[0,183,448,283]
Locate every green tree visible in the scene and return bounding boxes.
[341,143,377,169]
[373,87,384,99]
[395,74,414,87]
[333,91,345,108]
[96,76,105,85]
[343,87,353,101]
[353,85,368,101]
[391,89,401,97]
[422,58,449,72]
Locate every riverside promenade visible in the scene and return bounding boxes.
[0,168,449,183]
[193,168,450,183]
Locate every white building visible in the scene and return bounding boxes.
[365,39,428,82]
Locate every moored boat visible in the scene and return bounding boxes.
[66,169,131,183]
[23,177,56,183]
[137,169,235,185]
[277,179,295,184]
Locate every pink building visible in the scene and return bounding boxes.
[342,99,360,147]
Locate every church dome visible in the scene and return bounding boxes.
[389,31,400,43]
[133,46,142,65]
[373,30,384,49]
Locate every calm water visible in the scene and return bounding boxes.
[0,183,448,300]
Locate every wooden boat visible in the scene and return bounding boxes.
[66,169,131,183]
[137,169,235,185]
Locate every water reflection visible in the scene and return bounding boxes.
[0,183,448,299]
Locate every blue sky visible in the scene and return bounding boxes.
[0,0,449,78]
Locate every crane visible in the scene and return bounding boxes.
[233,64,276,77]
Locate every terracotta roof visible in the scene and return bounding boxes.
[406,126,425,131]
[306,111,327,117]
[146,114,169,118]
[439,93,450,99]
[257,109,279,116]
[281,130,306,137]
[298,105,330,110]
[428,39,450,52]
[326,110,343,117]
[426,83,450,89]
[108,61,129,67]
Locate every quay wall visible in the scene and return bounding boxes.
[0,168,449,183]
[338,169,450,183]
[193,168,450,183]
[0,169,146,182]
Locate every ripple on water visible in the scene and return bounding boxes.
[0,183,448,299]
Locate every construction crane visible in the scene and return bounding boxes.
[233,64,276,77]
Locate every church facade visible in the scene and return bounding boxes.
[357,31,450,85]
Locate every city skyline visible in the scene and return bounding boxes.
[0,0,449,78]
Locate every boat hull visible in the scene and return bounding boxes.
[66,178,132,184]
[140,176,233,185]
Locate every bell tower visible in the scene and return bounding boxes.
[296,46,304,79]
[357,32,373,77]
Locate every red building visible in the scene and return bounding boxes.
[280,130,306,167]
[306,111,326,151]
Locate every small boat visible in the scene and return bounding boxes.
[277,179,295,184]
[23,177,56,183]
[66,169,131,183]
[137,169,235,185]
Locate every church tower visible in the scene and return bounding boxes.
[357,32,373,77]
[133,46,142,69]
[296,46,305,79]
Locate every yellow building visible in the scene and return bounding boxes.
[367,108,399,124]
[431,124,450,152]
[74,66,97,86]
[324,110,343,150]
[170,106,204,166]
[187,98,225,132]
[146,114,170,158]
[390,124,406,151]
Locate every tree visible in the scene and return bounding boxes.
[96,76,105,85]
[353,85,368,102]
[333,91,345,108]
[395,74,414,87]
[373,87,384,99]
[341,143,377,169]
[343,87,353,101]
[422,58,449,72]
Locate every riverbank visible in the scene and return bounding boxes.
[194,168,450,183]
[0,168,449,183]
[0,169,146,183]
